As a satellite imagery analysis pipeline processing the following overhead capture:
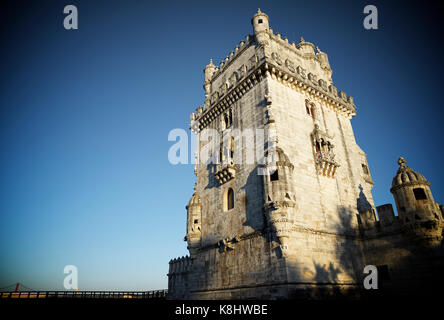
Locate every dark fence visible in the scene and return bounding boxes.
[0,290,168,299]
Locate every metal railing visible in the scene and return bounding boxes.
[0,290,168,299]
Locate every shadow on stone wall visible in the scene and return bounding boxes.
[204,163,218,189]
[241,165,266,233]
[304,202,444,300]
[357,184,372,212]
[206,164,444,300]
[304,206,364,300]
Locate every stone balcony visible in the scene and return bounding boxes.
[315,151,340,177]
[215,164,236,184]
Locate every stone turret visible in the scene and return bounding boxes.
[316,47,333,83]
[251,8,270,46]
[390,157,443,245]
[203,60,217,101]
[297,36,315,55]
[185,191,202,256]
[263,147,297,256]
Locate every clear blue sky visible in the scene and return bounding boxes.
[0,0,443,291]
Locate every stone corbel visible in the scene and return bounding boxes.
[218,238,236,253]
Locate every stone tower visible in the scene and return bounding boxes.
[167,10,442,299]
[168,9,375,299]
[390,157,443,246]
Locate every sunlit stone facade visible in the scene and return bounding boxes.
[167,9,444,299]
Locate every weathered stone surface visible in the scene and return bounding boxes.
[167,9,444,300]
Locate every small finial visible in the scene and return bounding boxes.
[257,8,262,14]
[300,36,305,43]
[316,46,321,53]
[398,157,406,167]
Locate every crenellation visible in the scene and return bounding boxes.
[377,204,396,226]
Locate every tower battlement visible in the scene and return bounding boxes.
[192,9,356,130]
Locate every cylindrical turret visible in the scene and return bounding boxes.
[186,191,202,256]
[390,157,442,245]
[203,60,217,100]
[297,37,315,55]
[262,146,297,256]
[251,9,270,46]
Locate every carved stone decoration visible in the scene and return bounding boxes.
[215,164,236,184]
[318,79,328,91]
[248,55,258,71]
[264,94,274,124]
[311,124,340,177]
[285,59,295,73]
[237,65,246,80]
[328,85,338,96]
[271,52,283,65]
[308,73,318,85]
[297,66,306,79]
[218,237,237,253]
[261,147,298,258]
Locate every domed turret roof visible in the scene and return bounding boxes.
[391,157,429,190]
[252,8,269,21]
[275,147,291,164]
[268,146,293,169]
[187,192,201,209]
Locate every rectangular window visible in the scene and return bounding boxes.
[413,188,427,200]
[270,170,279,181]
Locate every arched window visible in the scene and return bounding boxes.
[223,109,233,129]
[310,104,316,119]
[219,143,223,164]
[305,100,311,115]
[229,137,235,161]
[223,114,229,129]
[224,188,234,211]
[305,100,316,119]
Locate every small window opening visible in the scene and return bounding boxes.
[270,170,279,181]
[413,188,427,200]
[222,109,233,129]
[219,144,223,164]
[310,105,315,119]
[377,265,391,287]
[229,137,235,160]
[226,188,234,211]
[258,19,263,24]
[362,164,369,175]
[194,219,199,224]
